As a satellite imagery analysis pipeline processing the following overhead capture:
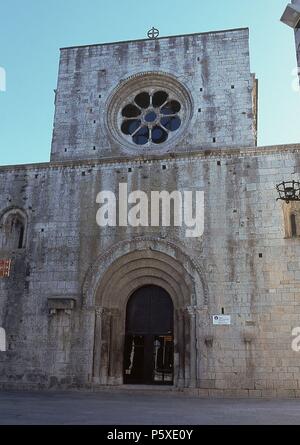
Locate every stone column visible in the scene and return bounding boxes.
[175,308,185,387]
[183,308,190,387]
[195,306,208,387]
[187,305,197,388]
[99,308,112,385]
[107,308,122,385]
[92,307,104,383]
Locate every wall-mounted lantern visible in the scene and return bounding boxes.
[276,181,300,203]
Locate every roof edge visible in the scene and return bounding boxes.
[1,142,300,172]
[60,27,249,51]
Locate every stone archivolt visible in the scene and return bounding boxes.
[82,236,207,309]
[82,237,207,387]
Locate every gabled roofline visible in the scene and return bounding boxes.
[60,27,249,51]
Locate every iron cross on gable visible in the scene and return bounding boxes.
[147,27,159,39]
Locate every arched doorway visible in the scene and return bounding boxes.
[85,239,207,388]
[123,285,174,385]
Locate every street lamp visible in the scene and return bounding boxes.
[276,181,300,203]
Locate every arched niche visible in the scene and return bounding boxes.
[0,208,27,251]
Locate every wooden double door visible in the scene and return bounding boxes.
[123,285,174,385]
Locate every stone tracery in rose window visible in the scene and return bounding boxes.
[120,90,182,145]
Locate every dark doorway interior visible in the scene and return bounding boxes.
[123,285,174,385]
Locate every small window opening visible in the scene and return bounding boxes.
[213,137,216,143]
[4,215,26,250]
[221,307,225,315]
[291,214,297,237]
[18,225,24,249]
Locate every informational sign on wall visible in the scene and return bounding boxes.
[0,328,6,352]
[0,260,11,278]
[213,315,231,325]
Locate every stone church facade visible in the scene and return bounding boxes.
[1,24,300,397]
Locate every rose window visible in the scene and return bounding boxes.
[120,91,182,145]
[106,73,193,153]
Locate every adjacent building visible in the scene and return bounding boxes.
[281,0,300,80]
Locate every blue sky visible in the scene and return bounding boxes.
[0,0,299,165]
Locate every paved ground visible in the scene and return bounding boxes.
[1,390,300,425]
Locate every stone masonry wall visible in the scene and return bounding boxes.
[51,28,256,162]
[1,144,300,396]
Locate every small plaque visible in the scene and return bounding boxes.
[47,298,76,310]
[0,260,11,278]
[213,315,231,325]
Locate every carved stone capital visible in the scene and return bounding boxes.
[186,305,200,317]
[95,307,105,317]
